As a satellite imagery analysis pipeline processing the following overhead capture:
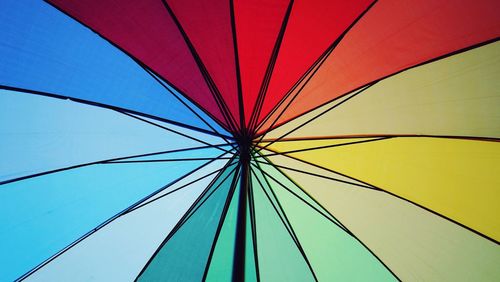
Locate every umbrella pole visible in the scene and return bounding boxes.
[233,138,250,281]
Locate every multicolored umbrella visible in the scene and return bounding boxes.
[1,0,499,281]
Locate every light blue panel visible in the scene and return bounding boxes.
[0,0,220,132]
[0,90,224,182]
[129,114,232,147]
[0,159,207,281]
[121,145,234,162]
[26,160,227,282]
[139,158,237,206]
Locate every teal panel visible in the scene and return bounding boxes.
[205,177,241,281]
[138,165,238,281]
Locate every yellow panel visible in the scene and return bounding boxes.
[259,148,372,188]
[282,168,500,281]
[271,137,500,241]
[266,42,500,139]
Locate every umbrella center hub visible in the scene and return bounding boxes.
[236,134,253,164]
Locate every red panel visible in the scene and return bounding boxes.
[48,0,227,127]
[255,0,373,127]
[266,0,500,132]
[234,0,290,127]
[167,0,239,127]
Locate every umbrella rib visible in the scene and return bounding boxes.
[250,164,319,282]
[160,0,239,133]
[256,145,379,190]
[141,165,239,227]
[0,85,232,139]
[253,150,354,231]
[247,0,295,132]
[249,161,350,234]
[127,163,236,215]
[374,191,500,245]
[0,143,234,186]
[262,134,500,143]
[251,0,379,137]
[254,160,376,190]
[256,136,391,156]
[251,42,332,137]
[246,167,261,281]
[249,166,298,249]
[106,157,235,164]
[229,0,246,134]
[252,69,369,143]
[253,156,402,281]
[16,154,233,281]
[201,163,241,281]
[135,163,241,280]
[117,110,237,153]
[43,0,235,133]
[141,66,236,143]
[253,84,373,153]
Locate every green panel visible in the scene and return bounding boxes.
[138,165,237,281]
[284,168,500,281]
[253,156,341,226]
[251,172,315,281]
[250,161,294,234]
[205,180,241,281]
[265,169,396,281]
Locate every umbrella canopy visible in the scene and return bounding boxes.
[1,0,499,281]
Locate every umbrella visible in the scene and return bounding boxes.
[1,0,499,281]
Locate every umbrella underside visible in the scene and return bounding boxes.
[1,0,499,281]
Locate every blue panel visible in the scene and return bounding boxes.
[0,159,208,281]
[0,90,225,182]
[150,73,231,137]
[0,0,224,133]
[129,114,233,147]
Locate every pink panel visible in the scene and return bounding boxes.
[167,0,240,127]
